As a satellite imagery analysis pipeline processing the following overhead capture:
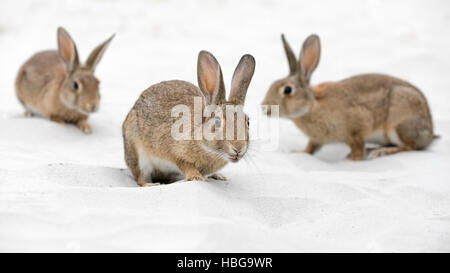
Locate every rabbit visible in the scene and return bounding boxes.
[122,51,255,186]
[262,34,434,160]
[15,27,114,134]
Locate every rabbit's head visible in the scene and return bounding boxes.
[197,51,255,163]
[57,27,114,115]
[262,34,321,118]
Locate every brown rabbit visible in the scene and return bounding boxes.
[15,27,114,134]
[122,51,255,186]
[262,34,434,160]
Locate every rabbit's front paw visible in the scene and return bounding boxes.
[208,173,227,181]
[77,120,92,134]
[186,174,208,182]
[140,182,161,187]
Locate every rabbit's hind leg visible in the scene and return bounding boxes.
[135,144,161,187]
[124,138,158,187]
[123,138,141,183]
[396,115,433,151]
[367,145,413,160]
[367,116,432,159]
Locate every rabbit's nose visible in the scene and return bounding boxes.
[232,146,246,157]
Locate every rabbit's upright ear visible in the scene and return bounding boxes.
[298,34,321,83]
[57,27,79,74]
[85,34,115,72]
[281,34,297,75]
[197,51,226,105]
[229,54,255,105]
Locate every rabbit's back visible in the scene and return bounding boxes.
[16,50,66,110]
[298,73,432,143]
[338,74,424,99]
[133,80,204,134]
[341,74,430,125]
[137,80,203,110]
[318,74,429,119]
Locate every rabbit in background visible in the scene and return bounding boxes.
[15,27,114,134]
[262,34,434,160]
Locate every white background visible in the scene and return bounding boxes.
[0,0,449,252]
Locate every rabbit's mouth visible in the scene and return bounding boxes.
[229,157,240,163]
[226,145,247,163]
[228,153,243,163]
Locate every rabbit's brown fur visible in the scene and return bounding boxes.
[15,27,114,133]
[123,51,255,186]
[262,34,434,160]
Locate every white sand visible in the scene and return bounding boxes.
[0,0,449,252]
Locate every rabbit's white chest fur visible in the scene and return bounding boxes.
[366,129,403,146]
[137,145,180,178]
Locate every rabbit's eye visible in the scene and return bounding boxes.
[284,86,292,95]
[215,117,222,128]
[73,81,79,90]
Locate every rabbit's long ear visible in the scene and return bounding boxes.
[197,51,225,105]
[85,34,115,72]
[57,27,79,74]
[298,34,321,83]
[229,54,255,105]
[281,34,297,75]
